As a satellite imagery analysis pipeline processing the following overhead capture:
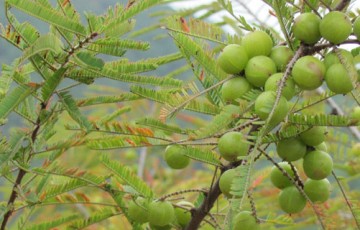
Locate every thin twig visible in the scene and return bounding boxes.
[332,170,360,229]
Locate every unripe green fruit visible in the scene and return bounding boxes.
[292,56,326,90]
[174,201,194,228]
[254,91,288,127]
[164,145,190,169]
[277,137,307,161]
[233,211,260,230]
[270,162,296,189]
[218,132,250,162]
[351,106,360,125]
[149,224,172,230]
[279,186,306,214]
[241,30,273,58]
[320,11,352,44]
[128,197,149,223]
[221,77,252,104]
[314,142,328,152]
[270,46,294,71]
[325,63,353,94]
[219,168,238,198]
[299,126,326,146]
[303,150,333,180]
[350,143,360,157]
[245,56,277,87]
[323,49,354,69]
[217,44,249,74]
[148,201,175,227]
[353,55,360,80]
[304,178,331,203]
[354,17,360,40]
[292,13,321,44]
[264,73,296,100]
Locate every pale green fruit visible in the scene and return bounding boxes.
[354,17,360,40]
[264,73,296,100]
[254,91,288,127]
[233,211,260,230]
[217,44,249,74]
[304,178,331,203]
[277,137,307,162]
[323,49,354,69]
[218,132,250,162]
[174,201,194,228]
[350,143,360,157]
[270,162,296,189]
[164,145,190,169]
[351,106,360,125]
[353,55,360,80]
[219,168,238,198]
[279,186,306,214]
[270,46,294,71]
[245,56,277,87]
[241,30,273,58]
[320,11,352,44]
[299,126,326,146]
[128,197,149,224]
[303,150,333,180]
[314,142,328,152]
[292,56,326,90]
[221,77,252,104]
[292,13,321,44]
[325,63,353,94]
[148,201,175,227]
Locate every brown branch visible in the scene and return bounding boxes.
[0,102,46,230]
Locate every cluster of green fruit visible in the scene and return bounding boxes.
[270,126,332,214]
[293,11,360,94]
[218,30,293,128]
[127,197,194,229]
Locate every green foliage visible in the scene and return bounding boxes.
[0,0,359,229]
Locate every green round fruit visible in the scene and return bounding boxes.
[148,201,175,227]
[303,150,333,180]
[149,224,172,230]
[353,55,360,80]
[128,197,149,224]
[233,211,260,230]
[245,56,277,87]
[254,91,288,127]
[314,142,328,152]
[292,56,326,90]
[323,49,354,69]
[351,106,360,125]
[164,145,190,169]
[354,17,360,40]
[218,132,250,162]
[325,63,353,94]
[174,201,194,228]
[264,73,296,100]
[270,162,296,189]
[219,168,238,198]
[277,137,307,161]
[279,186,306,214]
[350,143,360,157]
[270,46,294,71]
[217,44,249,74]
[241,30,273,58]
[304,178,331,203]
[299,126,326,146]
[292,13,321,44]
[320,11,352,44]
[221,77,252,104]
